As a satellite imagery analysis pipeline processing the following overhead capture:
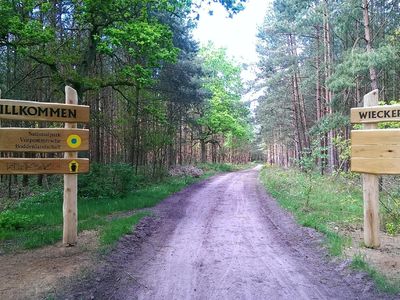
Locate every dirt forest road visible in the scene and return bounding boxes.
[63,166,394,299]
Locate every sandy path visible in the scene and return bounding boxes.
[61,167,393,299]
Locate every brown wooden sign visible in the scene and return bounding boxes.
[0,128,89,152]
[351,129,400,175]
[0,87,90,246]
[351,105,400,124]
[0,99,89,123]
[0,158,89,174]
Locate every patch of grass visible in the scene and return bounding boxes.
[260,165,360,256]
[351,254,400,294]
[100,212,150,248]
[0,163,220,252]
[23,229,62,249]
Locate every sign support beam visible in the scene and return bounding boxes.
[362,89,380,248]
[63,86,78,246]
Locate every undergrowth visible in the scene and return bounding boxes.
[260,165,358,256]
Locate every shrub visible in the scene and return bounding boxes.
[197,163,239,172]
[79,163,144,198]
[0,211,33,230]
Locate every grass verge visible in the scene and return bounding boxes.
[260,165,359,255]
[351,254,400,294]
[260,165,400,293]
[99,211,151,249]
[0,163,240,252]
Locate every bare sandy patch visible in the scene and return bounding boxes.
[0,230,98,300]
[342,226,400,281]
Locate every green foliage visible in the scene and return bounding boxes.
[0,0,180,93]
[254,0,400,174]
[0,211,34,230]
[381,197,400,236]
[99,20,179,87]
[0,0,249,95]
[329,45,400,93]
[295,143,326,208]
[0,1,54,48]
[332,134,351,173]
[78,163,145,198]
[309,113,350,136]
[198,43,251,143]
[385,222,398,236]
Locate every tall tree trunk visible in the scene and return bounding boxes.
[288,34,309,155]
[315,25,326,174]
[323,0,335,173]
[133,86,140,173]
[167,102,175,167]
[200,139,207,163]
[363,0,378,90]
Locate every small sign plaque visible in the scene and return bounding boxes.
[0,158,89,174]
[0,99,89,123]
[0,128,89,152]
[351,105,400,124]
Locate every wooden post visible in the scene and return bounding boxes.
[63,86,78,246]
[362,89,380,248]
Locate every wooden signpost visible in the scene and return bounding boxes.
[0,86,89,246]
[350,89,400,248]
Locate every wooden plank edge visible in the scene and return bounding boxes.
[0,158,90,175]
[351,158,400,175]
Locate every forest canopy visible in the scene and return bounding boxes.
[0,0,253,181]
[254,0,400,174]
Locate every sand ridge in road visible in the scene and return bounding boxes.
[61,167,395,299]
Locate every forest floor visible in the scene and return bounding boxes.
[0,166,399,299]
[0,230,99,299]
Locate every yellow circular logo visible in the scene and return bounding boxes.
[67,134,82,148]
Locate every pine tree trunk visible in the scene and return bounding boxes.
[315,25,325,174]
[200,139,207,163]
[323,0,335,173]
[363,0,378,90]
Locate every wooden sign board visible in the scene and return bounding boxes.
[351,105,400,124]
[0,99,89,123]
[351,129,400,174]
[0,87,89,246]
[0,158,89,174]
[0,128,89,152]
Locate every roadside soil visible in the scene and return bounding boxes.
[0,230,98,300]
[342,227,400,280]
[55,167,397,299]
